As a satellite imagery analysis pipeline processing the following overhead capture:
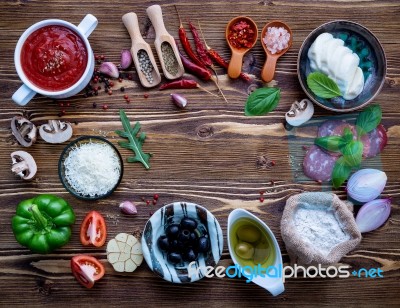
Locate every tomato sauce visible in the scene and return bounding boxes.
[21,25,88,91]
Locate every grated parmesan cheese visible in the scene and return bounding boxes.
[64,141,121,197]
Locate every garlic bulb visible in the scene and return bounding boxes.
[285,99,314,126]
[107,233,143,272]
[347,169,387,202]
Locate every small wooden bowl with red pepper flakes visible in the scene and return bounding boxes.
[226,16,258,79]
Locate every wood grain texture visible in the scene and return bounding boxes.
[0,0,399,307]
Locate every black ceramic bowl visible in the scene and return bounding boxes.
[58,136,123,200]
[298,20,386,112]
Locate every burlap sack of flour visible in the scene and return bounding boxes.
[281,192,362,265]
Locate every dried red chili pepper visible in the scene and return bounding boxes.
[188,21,213,67]
[175,6,206,69]
[159,79,218,97]
[180,53,212,81]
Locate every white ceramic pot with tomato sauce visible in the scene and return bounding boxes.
[12,14,98,106]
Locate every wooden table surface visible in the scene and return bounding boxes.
[0,0,399,307]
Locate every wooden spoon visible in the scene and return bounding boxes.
[225,16,258,79]
[146,5,184,80]
[260,21,292,83]
[122,12,161,88]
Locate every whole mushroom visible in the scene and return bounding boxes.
[11,116,37,147]
[39,120,73,144]
[11,151,37,180]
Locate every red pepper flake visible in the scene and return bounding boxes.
[259,197,265,203]
[144,93,149,99]
[228,19,256,49]
[153,194,159,200]
[102,104,108,110]
[270,160,276,166]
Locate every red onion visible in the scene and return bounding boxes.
[119,201,137,215]
[99,62,119,78]
[355,198,391,233]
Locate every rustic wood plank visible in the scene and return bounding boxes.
[0,0,399,307]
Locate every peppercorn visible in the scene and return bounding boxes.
[128,74,133,80]
[152,200,157,205]
[108,90,112,95]
[259,197,265,203]
[102,104,108,110]
[92,102,97,108]
[146,200,151,206]
[120,87,125,92]
[118,78,123,83]
[153,194,159,200]
[100,55,105,60]
[94,90,98,96]
[109,81,114,87]
[144,93,149,99]
[126,99,131,103]
[124,94,128,100]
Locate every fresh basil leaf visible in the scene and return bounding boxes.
[245,87,280,116]
[332,157,352,188]
[342,127,354,143]
[314,135,346,152]
[341,140,363,167]
[306,72,342,99]
[356,104,382,136]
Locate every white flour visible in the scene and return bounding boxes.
[294,204,350,256]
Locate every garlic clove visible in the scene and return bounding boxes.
[347,169,387,203]
[356,198,391,233]
[119,200,137,215]
[171,93,187,108]
[285,99,314,126]
[120,49,133,70]
[99,62,119,78]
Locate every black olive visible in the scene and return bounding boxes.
[157,235,170,251]
[180,217,198,230]
[169,239,179,250]
[168,252,183,264]
[166,224,180,239]
[178,229,191,244]
[183,248,198,262]
[189,232,198,243]
[198,236,210,253]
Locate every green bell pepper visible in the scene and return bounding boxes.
[12,194,76,254]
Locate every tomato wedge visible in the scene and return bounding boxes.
[80,211,107,247]
[71,255,105,289]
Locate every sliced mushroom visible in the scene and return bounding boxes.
[39,120,73,144]
[285,99,314,127]
[11,151,37,180]
[11,116,37,147]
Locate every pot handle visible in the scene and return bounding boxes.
[12,84,36,106]
[77,14,98,38]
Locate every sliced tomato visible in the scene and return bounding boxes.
[71,255,105,289]
[80,211,107,247]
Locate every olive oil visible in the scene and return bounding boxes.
[229,218,276,268]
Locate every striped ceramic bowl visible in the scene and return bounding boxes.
[141,202,223,283]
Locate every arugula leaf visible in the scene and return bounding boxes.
[341,140,363,167]
[356,104,382,136]
[332,157,353,188]
[115,110,152,169]
[245,87,280,116]
[306,72,342,99]
[314,135,346,152]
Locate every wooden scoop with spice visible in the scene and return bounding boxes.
[226,16,258,79]
[122,12,161,88]
[146,5,184,80]
[260,21,292,83]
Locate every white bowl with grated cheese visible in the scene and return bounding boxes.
[58,136,123,200]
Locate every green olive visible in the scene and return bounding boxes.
[235,242,254,260]
[236,225,261,243]
[253,241,270,264]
